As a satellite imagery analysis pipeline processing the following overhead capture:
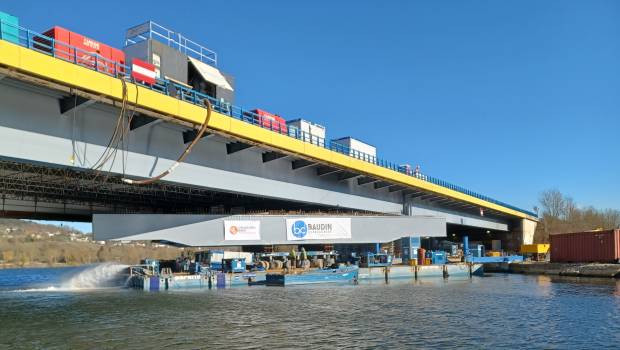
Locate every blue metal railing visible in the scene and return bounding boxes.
[124,21,217,66]
[0,21,537,217]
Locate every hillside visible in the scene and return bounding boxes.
[0,219,183,268]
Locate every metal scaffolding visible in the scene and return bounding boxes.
[0,159,328,219]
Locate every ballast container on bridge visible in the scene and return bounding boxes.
[286,119,326,146]
[0,11,19,44]
[331,137,377,163]
[37,26,125,75]
[550,229,620,263]
[248,109,287,134]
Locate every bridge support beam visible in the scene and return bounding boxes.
[374,181,391,190]
[262,151,287,163]
[357,177,379,186]
[130,114,159,131]
[338,172,361,181]
[504,218,537,251]
[316,166,340,177]
[388,185,406,193]
[183,129,212,144]
[292,159,315,170]
[226,142,253,154]
[58,95,96,115]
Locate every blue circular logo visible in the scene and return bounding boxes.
[291,220,308,238]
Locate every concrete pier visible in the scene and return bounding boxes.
[490,262,620,278]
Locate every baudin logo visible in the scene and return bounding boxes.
[291,220,308,238]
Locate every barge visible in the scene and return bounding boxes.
[265,266,359,286]
[127,260,484,290]
[358,263,483,283]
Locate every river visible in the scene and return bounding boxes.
[0,266,619,349]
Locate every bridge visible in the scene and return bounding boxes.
[0,23,537,250]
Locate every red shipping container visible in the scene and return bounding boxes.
[110,47,126,74]
[36,26,125,75]
[550,229,620,263]
[251,109,288,134]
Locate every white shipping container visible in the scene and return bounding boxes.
[223,251,254,263]
[331,137,377,163]
[209,251,254,264]
[287,119,326,146]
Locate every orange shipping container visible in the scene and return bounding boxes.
[550,229,620,263]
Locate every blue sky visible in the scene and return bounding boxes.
[3,1,619,232]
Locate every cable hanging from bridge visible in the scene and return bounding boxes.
[121,98,212,185]
[89,78,130,172]
[88,77,139,183]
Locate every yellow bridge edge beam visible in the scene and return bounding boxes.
[0,40,536,221]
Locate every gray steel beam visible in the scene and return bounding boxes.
[58,95,96,115]
[130,114,159,131]
[433,198,457,205]
[226,142,253,154]
[388,185,406,193]
[291,159,316,170]
[407,191,427,198]
[183,129,212,144]
[316,166,340,177]
[338,172,361,181]
[418,194,438,201]
[262,151,287,163]
[374,181,392,190]
[357,177,379,186]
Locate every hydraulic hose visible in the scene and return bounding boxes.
[121,98,212,185]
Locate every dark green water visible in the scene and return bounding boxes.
[0,266,619,349]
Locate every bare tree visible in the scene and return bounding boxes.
[539,189,567,218]
[534,189,620,243]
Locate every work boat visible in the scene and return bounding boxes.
[265,266,359,286]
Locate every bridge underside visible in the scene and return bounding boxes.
[0,158,340,221]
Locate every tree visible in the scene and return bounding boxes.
[540,189,568,218]
[534,189,620,243]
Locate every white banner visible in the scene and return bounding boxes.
[224,220,261,241]
[286,218,351,241]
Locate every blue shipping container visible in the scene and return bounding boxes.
[430,251,446,265]
[0,11,19,44]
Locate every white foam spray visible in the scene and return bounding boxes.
[62,263,128,289]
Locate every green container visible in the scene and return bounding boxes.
[0,11,19,44]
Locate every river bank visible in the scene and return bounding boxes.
[486,261,620,278]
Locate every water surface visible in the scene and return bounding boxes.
[0,267,618,349]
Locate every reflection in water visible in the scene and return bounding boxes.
[535,275,553,297]
[0,268,619,349]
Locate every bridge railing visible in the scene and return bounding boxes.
[0,21,537,217]
[124,20,217,66]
